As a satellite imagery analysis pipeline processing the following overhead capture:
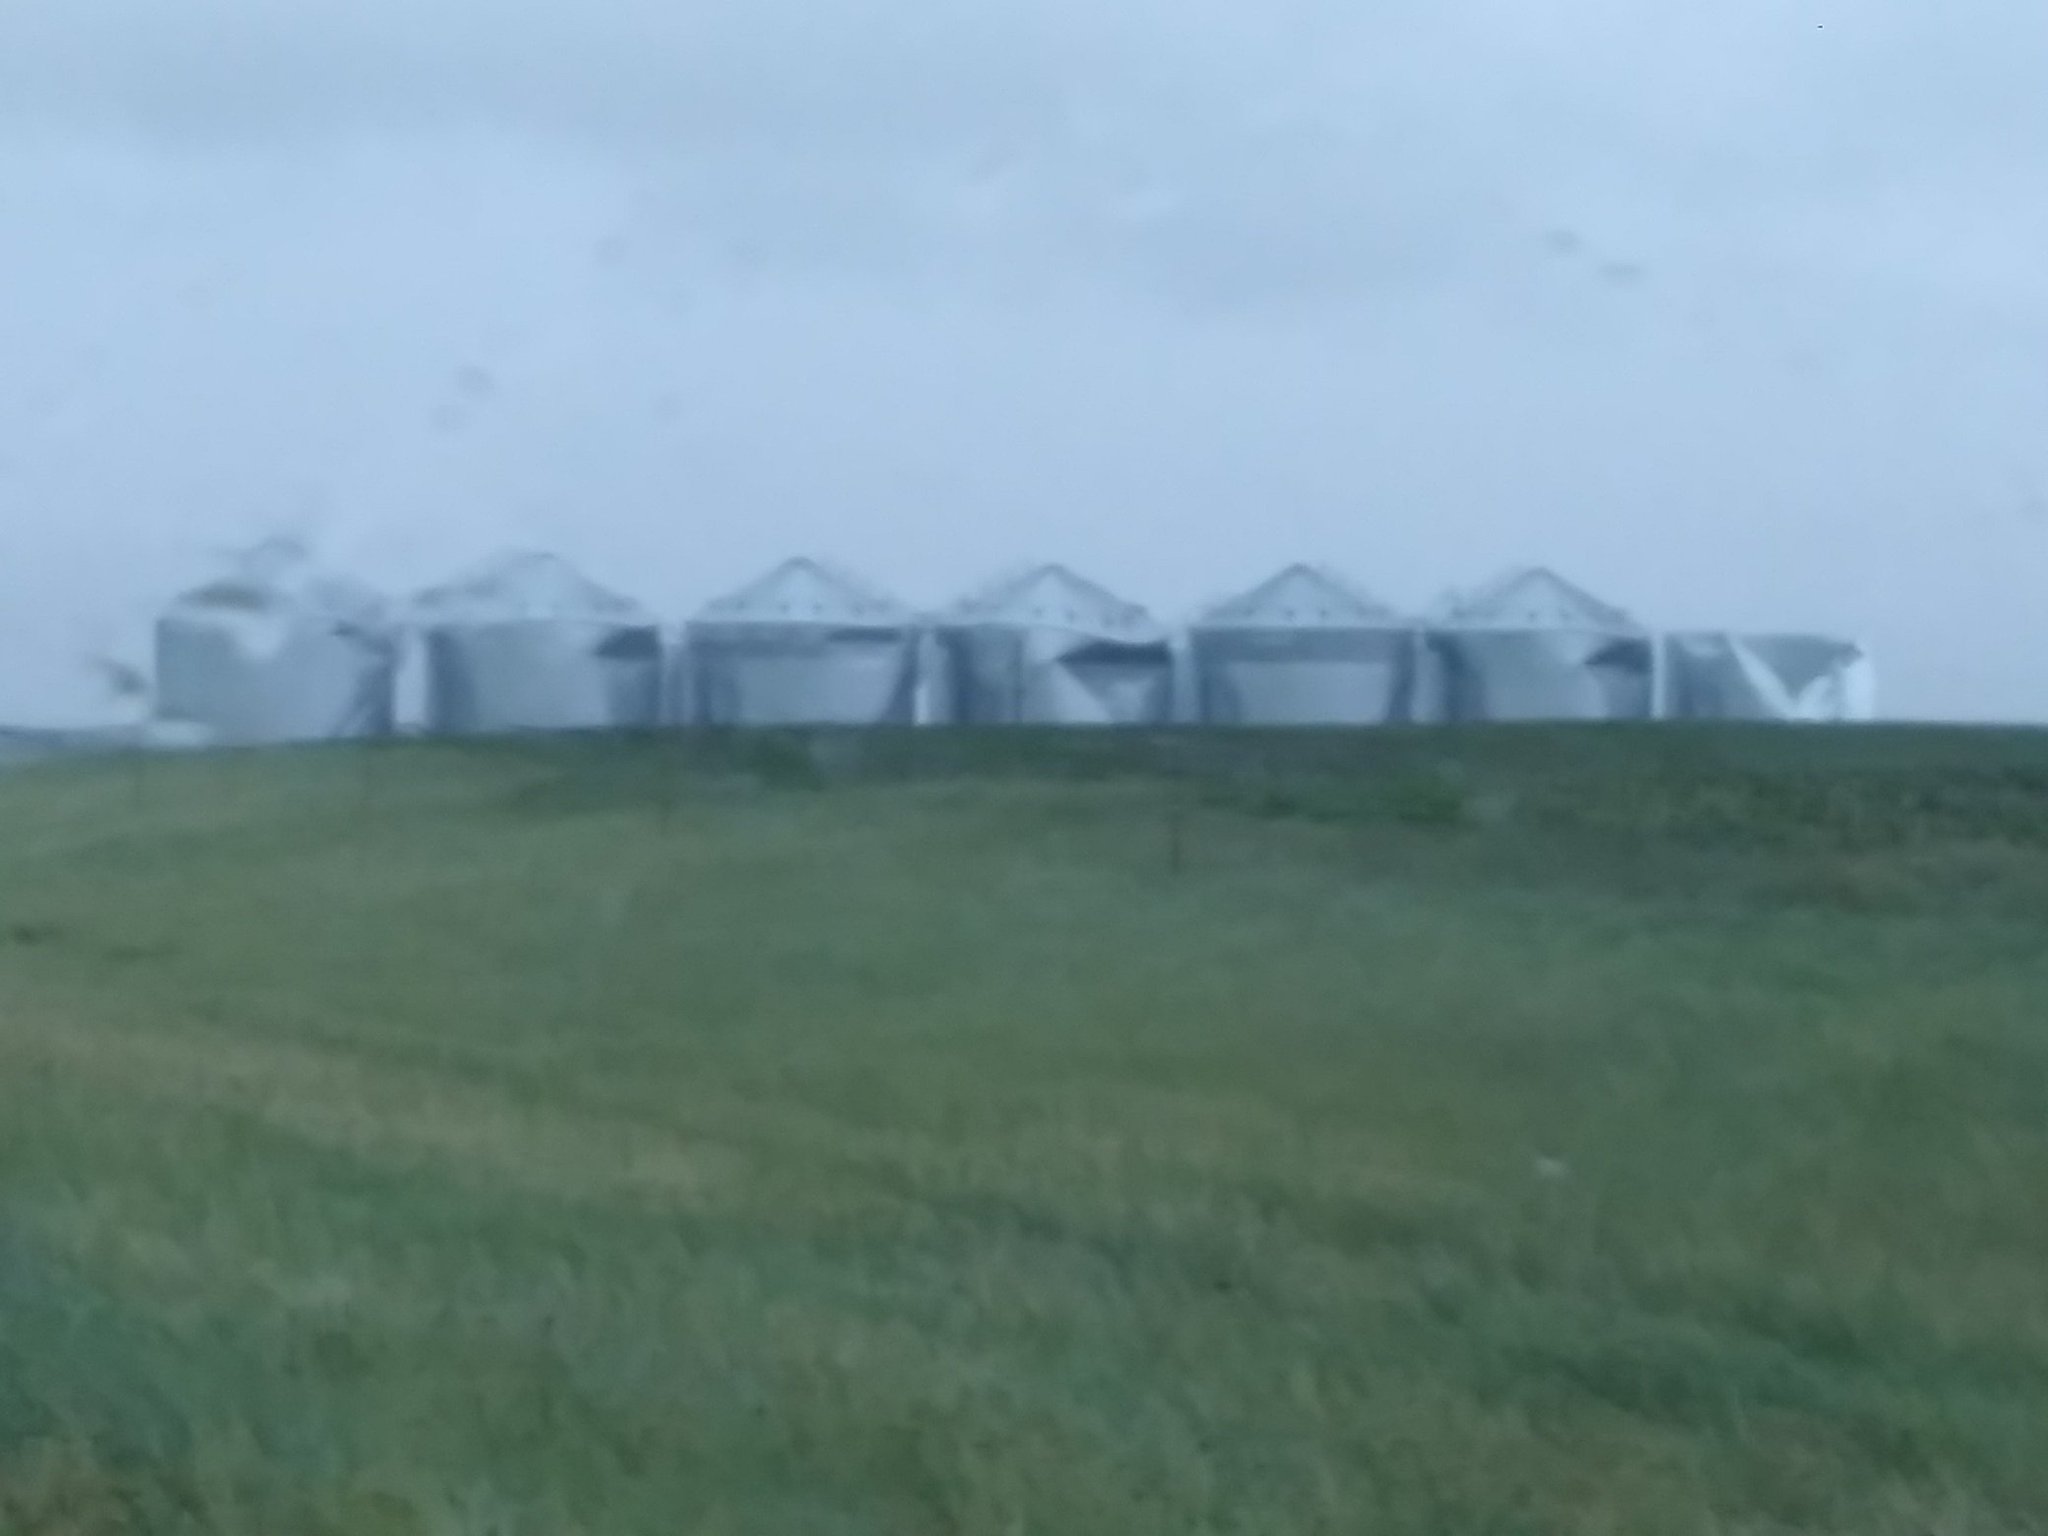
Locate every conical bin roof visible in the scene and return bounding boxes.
[1194,563,1403,629]
[944,563,1163,639]
[1436,566,1640,632]
[413,552,651,627]
[694,557,912,627]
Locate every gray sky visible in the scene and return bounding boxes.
[3,0,2045,722]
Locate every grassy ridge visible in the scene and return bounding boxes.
[2,729,2047,1533]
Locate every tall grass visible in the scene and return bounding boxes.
[2,728,2047,1533]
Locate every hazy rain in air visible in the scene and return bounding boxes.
[1,0,2046,730]
[10,10,2048,1535]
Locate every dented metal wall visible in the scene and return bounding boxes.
[686,558,919,726]
[1664,633,1876,722]
[933,565,1174,726]
[1427,567,1656,723]
[153,541,397,746]
[1189,565,1417,725]
[413,553,663,735]
[1429,629,1656,722]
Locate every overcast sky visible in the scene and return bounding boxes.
[3,0,2045,721]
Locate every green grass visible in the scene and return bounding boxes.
[4,726,2048,1534]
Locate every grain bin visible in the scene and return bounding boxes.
[154,539,397,746]
[1189,564,1418,725]
[1427,567,1654,722]
[412,552,662,735]
[685,558,918,726]
[1664,633,1875,721]
[932,564,1173,725]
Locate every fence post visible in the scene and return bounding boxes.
[1162,735,1191,877]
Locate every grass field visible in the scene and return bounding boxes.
[4,726,2048,1534]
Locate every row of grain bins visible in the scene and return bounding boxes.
[150,542,1874,747]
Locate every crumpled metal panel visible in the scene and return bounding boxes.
[685,625,918,725]
[1428,629,1655,722]
[934,627,1174,725]
[153,546,397,746]
[156,615,397,745]
[934,563,1174,725]
[422,623,663,735]
[1665,633,1875,721]
[1189,628,1418,725]
[413,553,664,735]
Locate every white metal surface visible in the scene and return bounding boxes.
[686,558,919,726]
[153,539,398,746]
[412,552,663,735]
[1189,564,1418,725]
[932,564,1174,725]
[1426,567,1655,722]
[1665,633,1877,721]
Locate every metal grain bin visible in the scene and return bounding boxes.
[685,558,918,726]
[154,539,397,746]
[932,564,1173,726]
[1189,564,1418,726]
[1427,567,1654,723]
[412,553,662,735]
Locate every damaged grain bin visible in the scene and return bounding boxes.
[153,538,398,746]
[1663,633,1876,722]
[932,564,1173,725]
[412,552,663,735]
[684,558,919,726]
[1427,567,1655,722]
[1188,563,1418,725]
